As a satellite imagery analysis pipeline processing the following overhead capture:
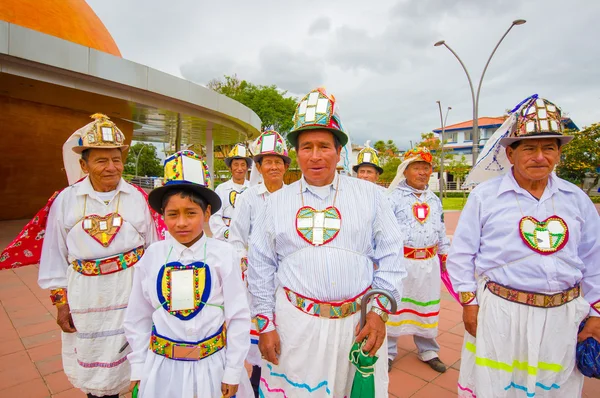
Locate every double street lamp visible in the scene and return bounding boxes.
[434,19,526,165]
[436,101,451,199]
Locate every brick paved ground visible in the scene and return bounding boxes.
[1,210,599,397]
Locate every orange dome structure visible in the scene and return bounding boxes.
[0,0,121,57]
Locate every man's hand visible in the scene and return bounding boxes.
[221,383,238,398]
[56,304,76,333]
[355,312,386,356]
[578,317,600,343]
[463,305,479,337]
[129,381,139,392]
[258,330,281,365]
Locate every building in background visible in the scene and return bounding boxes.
[0,0,261,220]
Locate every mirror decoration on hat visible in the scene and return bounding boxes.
[514,97,562,138]
[293,87,345,134]
[254,130,288,157]
[75,113,127,152]
[163,150,212,188]
[227,143,250,159]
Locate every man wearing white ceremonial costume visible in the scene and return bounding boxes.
[229,130,291,396]
[353,142,384,188]
[210,143,252,241]
[385,147,450,374]
[448,95,600,397]
[38,114,159,398]
[247,87,407,397]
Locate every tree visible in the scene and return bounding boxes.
[557,124,600,193]
[415,132,452,171]
[446,154,471,202]
[124,143,163,177]
[372,140,399,167]
[208,74,298,135]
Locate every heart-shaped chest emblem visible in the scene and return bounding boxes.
[81,213,123,247]
[296,206,342,246]
[157,261,212,320]
[412,202,430,224]
[519,215,569,255]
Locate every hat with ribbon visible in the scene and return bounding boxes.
[386,147,433,193]
[287,87,348,148]
[499,96,573,147]
[70,114,129,154]
[224,143,253,168]
[148,150,221,214]
[252,130,291,165]
[353,141,383,174]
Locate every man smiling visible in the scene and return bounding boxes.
[247,88,406,397]
[448,96,600,397]
[210,143,252,241]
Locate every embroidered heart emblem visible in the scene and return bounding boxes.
[412,202,430,224]
[519,215,569,255]
[81,213,123,247]
[157,261,212,320]
[296,206,342,246]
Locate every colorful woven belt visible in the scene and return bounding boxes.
[486,281,580,308]
[150,324,226,361]
[284,287,368,319]
[404,245,437,260]
[72,246,144,276]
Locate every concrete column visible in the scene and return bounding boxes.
[206,122,214,188]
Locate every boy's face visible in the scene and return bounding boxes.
[163,194,211,247]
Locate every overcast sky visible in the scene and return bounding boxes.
[88,0,600,150]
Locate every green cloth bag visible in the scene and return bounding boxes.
[349,341,378,398]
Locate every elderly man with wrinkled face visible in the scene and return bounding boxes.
[448,97,600,398]
[247,88,407,397]
[38,114,159,398]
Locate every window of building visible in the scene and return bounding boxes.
[446,132,458,142]
[463,129,472,141]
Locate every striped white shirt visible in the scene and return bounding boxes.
[229,183,284,259]
[248,174,407,331]
[209,179,249,241]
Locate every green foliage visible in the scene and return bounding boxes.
[124,143,163,177]
[446,154,471,182]
[373,140,399,168]
[415,132,452,171]
[379,157,402,181]
[441,197,467,211]
[208,74,298,135]
[557,124,600,193]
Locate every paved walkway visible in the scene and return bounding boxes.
[0,212,599,397]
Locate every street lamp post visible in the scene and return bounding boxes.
[436,101,451,200]
[434,19,526,165]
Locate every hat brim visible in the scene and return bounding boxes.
[287,126,349,148]
[224,156,253,168]
[148,181,222,215]
[352,162,383,174]
[499,134,573,147]
[253,153,292,165]
[72,144,129,154]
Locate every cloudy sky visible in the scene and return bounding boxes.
[88,0,600,150]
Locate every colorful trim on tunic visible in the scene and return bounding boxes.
[465,342,564,375]
[150,323,226,361]
[71,246,144,276]
[50,288,67,306]
[486,281,579,308]
[403,245,437,260]
[156,261,212,320]
[77,355,128,369]
[591,300,600,315]
[260,364,332,395]
[284,286,367,319]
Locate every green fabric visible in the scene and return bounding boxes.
[349,341,378,398]
[132,383,139,398]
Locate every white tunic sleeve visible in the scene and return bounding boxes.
[229,192,252,259]
[221,248,251,384]
[434,197,451,255]
[447,191,482,298]
[209,202,229,241]
[123,254,155,381]
[38,192,69,290]
[578,197,600,317]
